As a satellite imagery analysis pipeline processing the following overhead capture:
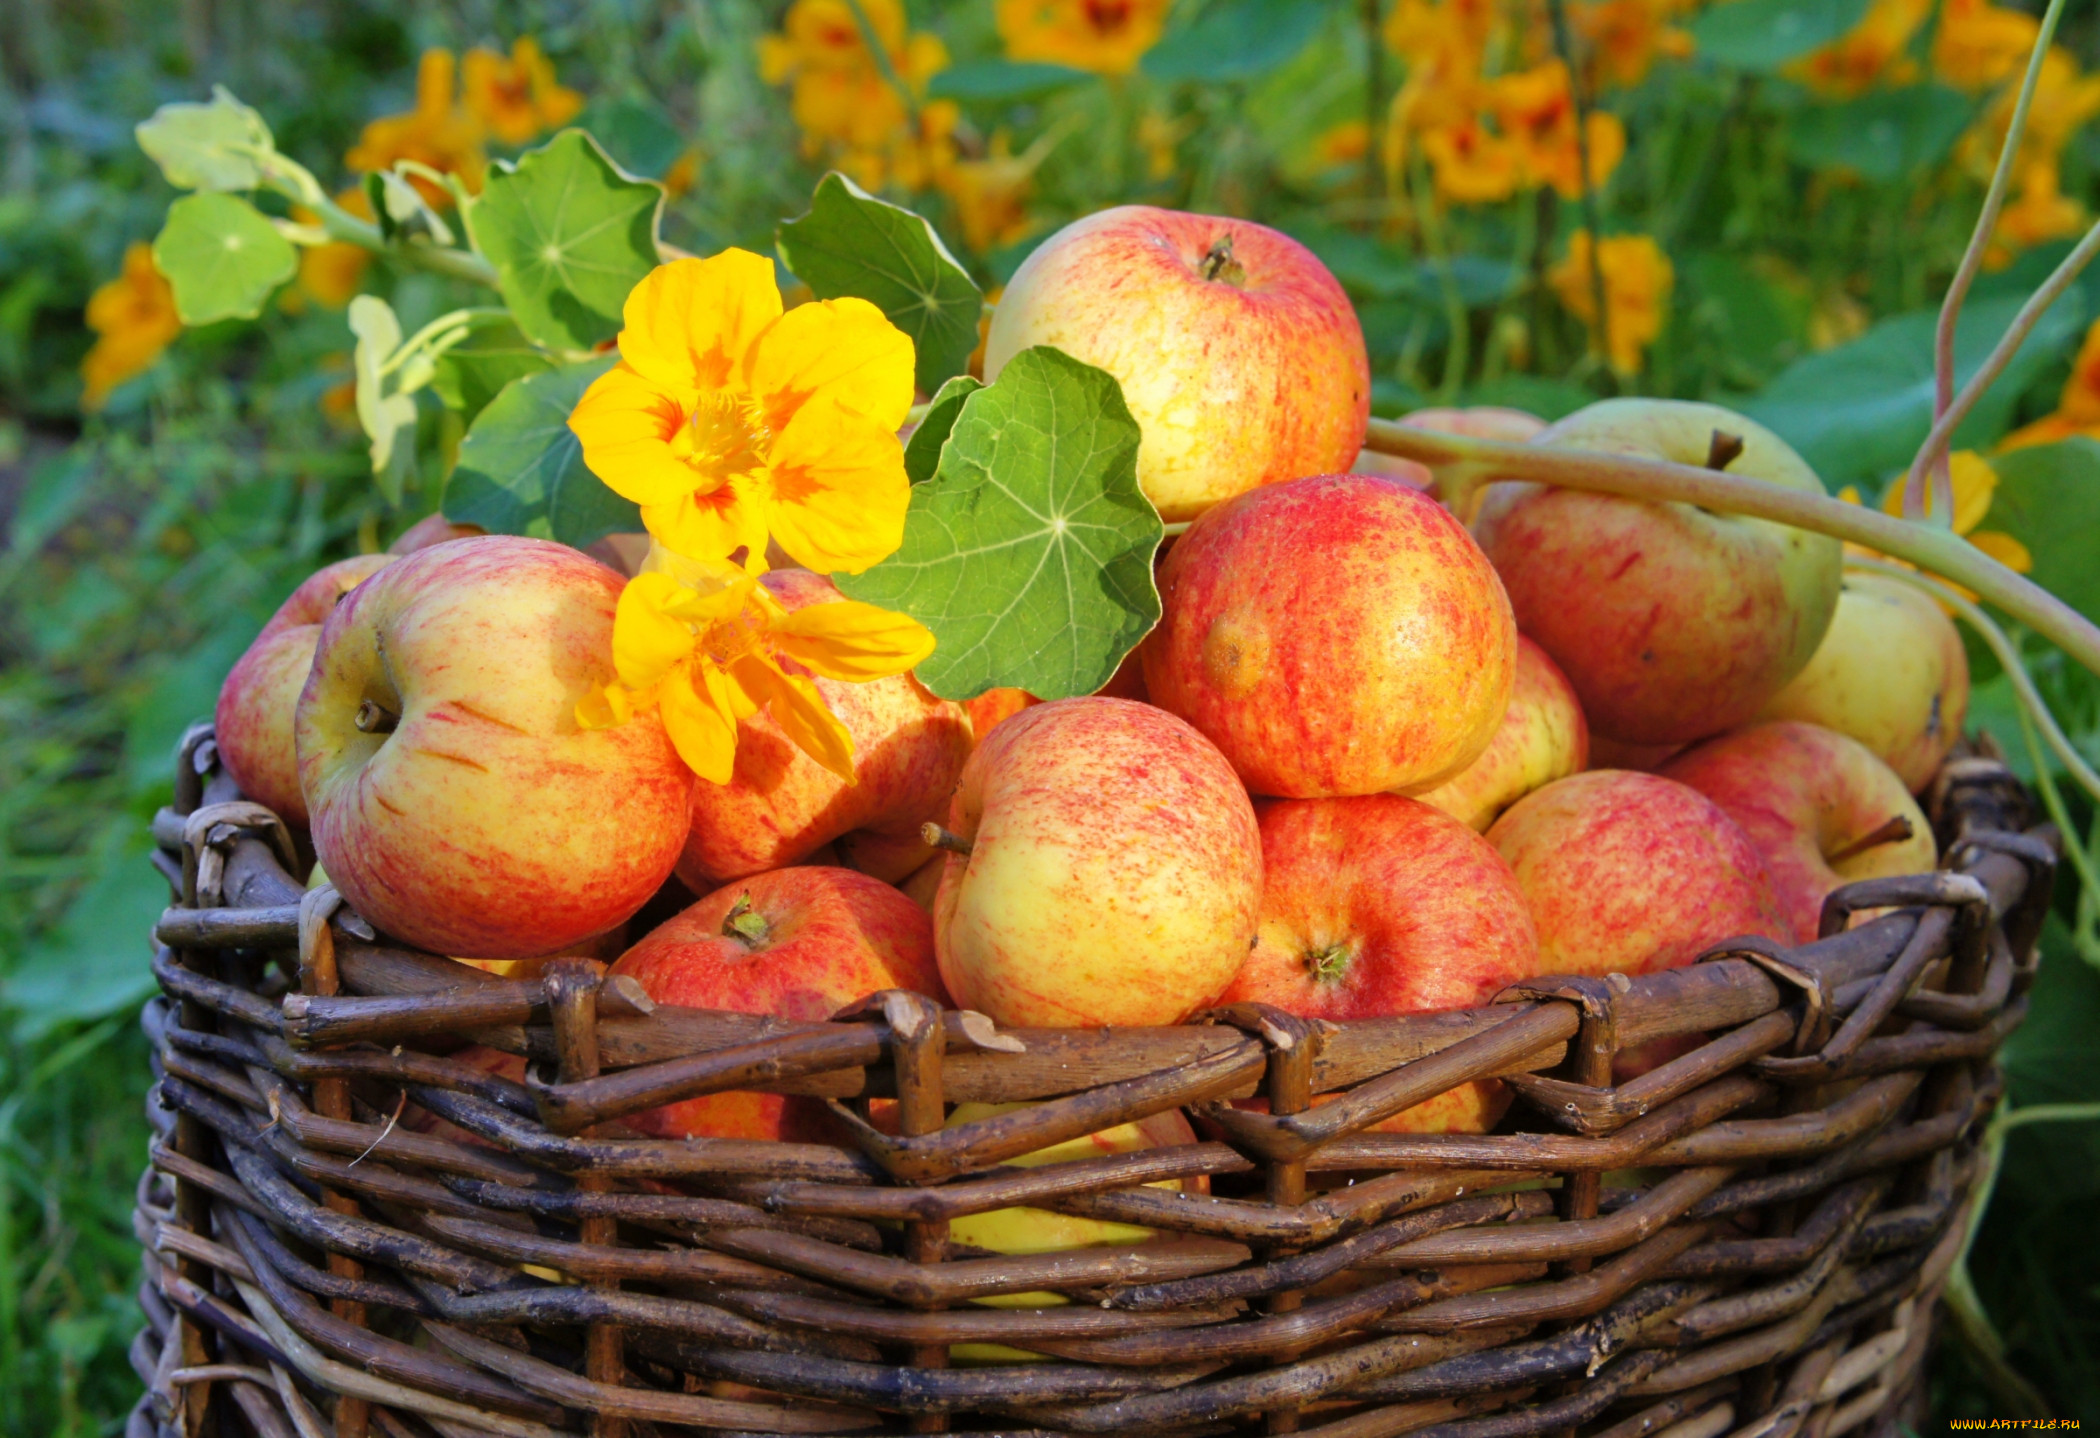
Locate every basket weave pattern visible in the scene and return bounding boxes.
[127,726,2054,1438]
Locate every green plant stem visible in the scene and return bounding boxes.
[1919,0,2071,521]
[1545,0,1613,392]
[1944,1100,2100,1418]
[1846,556,2100,809]
[1903,212,2100,515]
[1407,154,1469,402]
[1358,420,2100,681]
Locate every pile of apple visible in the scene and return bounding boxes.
[208,207,1965,1155]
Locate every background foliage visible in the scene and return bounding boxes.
[2,0,2098,1430]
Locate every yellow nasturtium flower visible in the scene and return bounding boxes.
[81,241,183,411]
[1863,452,2033,577]
[1788,0,1928,97]
[760,0,952,189]
[462,37,584,146]
[1549,231,1674,375]
[580,552,935,784]
[568,250,915,574]
[997,0,1174,77]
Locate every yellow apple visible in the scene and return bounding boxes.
[1756,571,1969,792]
[1417,636,1589,830]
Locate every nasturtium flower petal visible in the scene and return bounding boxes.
[661,661,739,784]
[575,681,632,731]
[620,251,783,394]
[640,481,773,571]
[745,295,915,435]
[772,600,936,680]
[570,363,702,507]
[763,397,911,573]
[1968,530,2034,573]
[612,572,700,690]
[732,653,857,780]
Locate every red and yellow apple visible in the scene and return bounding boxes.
[297,536,692,959]
[1660,721,1937,942]
[1487,770,1792,977]
[1417,636,1589,831]
[610,865,947,1141]
[985,206,1369,522]
[1473,400,1843,747]
[1223,794,1539,1132]
[215,554,394,825]
[1756,571,1969,792]
[680,570,972,887]
[933,697,1262,1028]
[1143,472,1516,798]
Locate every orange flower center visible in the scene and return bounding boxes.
[673,391,771,486]
[1083,0,1136,37]
[698,603,769,669]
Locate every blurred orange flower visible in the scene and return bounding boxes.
[1570,0,1694,89]
[81,241,182,411]
[346,49,487,204]
[462,37,584,146]
[1549,230,1673,374]
[1384,0,1498,77]
[1987,159,2086,264]
[759,0,951,189]
[941,133,1048,253]
[2001,316,2100,448]
[1492,62,1626,199]
[1788,0,1927,97]
[998,0,1173,76]
[1421,114,1523,202]
[1931,0,2038,91]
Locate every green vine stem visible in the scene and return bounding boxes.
[1942,1101,2100,1419]
[1904,212,2100,517]
[1358,417,2100,681]
[1915,0,2071,523]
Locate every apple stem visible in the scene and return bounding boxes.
[1308,943,1351,984]
[1705,430,1744,472]
[1356,418,2100,684]
[720,892,769,944]
[352,700,399,735]
[1200,233,1241,284]
[1828,813,1915,867]
[921,822,974,857]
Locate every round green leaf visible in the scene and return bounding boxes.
[834,347,1162,701]
[1690,0,1872,72]
[135,86,273,192]
[443,356,639,549]
[905,375,983,485]
[151,193,298,325]
[463,130,665,353]
[777,172,984,396]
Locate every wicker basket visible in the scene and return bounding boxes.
[126,720,2055,1438]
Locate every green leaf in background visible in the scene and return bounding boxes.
[1682,251,1812,386]
[835,347,1161,701]
[1745,291,2085,489]
[777,172,984,395]
[1977,437,2100,626]
[443,356,637,548]
[134,85,273,192]
[1690,0,1872,72]
[929,61,1093,101]
[580,96,688,180]
[1785,85,1975,183]
[1,825,165,1041]
[430,315,557,425]
[905,375,982,485]
[151,192,298,324]
[1144,0,1328,83]
[463,129,664,353]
